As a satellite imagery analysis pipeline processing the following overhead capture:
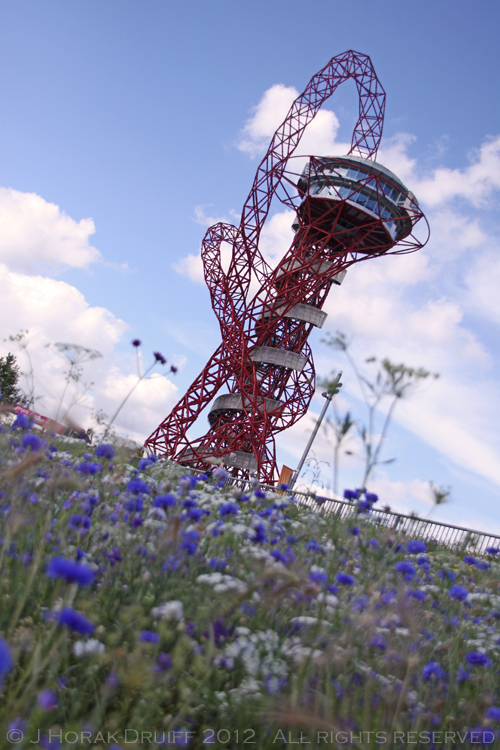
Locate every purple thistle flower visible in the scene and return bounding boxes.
[57,608,95,634]
[131,339,141,347]
[406,540,427,554]
[153,352,167,365]
[139,630,159,643]
[126,478,150,495]
[47,556,95,586]
[38,689,59,711]
[422,661,446,681]
[95,443,115,459]
[465,651,491,667]
[0,638,13,685]
[336,573,355,586]
[449,584,468,601]
[170,365,178,374]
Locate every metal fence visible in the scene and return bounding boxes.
[174,465,500,555]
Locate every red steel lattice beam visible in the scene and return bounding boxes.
[145,50,429,483]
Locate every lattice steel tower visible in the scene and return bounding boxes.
[145,50,429,483]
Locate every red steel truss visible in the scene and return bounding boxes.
[145,50,429,483]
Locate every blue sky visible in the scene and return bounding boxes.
[0,1,499,531]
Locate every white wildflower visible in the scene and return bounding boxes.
[73,639,105,657]
[151,600,184,621]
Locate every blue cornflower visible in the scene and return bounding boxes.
[78,461,102,476]
[278,483,289,491]
[486,547,500,555]
[57,608,95,634]
[126,478,150,495]
[188,508,204,522]
[357,500,371,513]
[209,557,227,570]
[139,631,159,643]
[365,492,378,504]
[336,573,355,586]
[394,561,415,577]
[465,651,491,667]
[138,458,154,471]
[154,652,173,672]
[95,444,115,459]
[47,556,95,586]
[254,489,266,499]
[309,569,327,584]
[350,526,360,536]
[213,467,229,482]
[486,707,500,721]
[406,540,427,554]
[437,568,455,582]
[464,728,495,746]
[449,584,468,601]
[252,522,267,544]
[455,665,470,682]
[464,555,477,565]
[68,514,91,532]
[12,413,32,430]
[153,494,177,508]
[0,638,13,685]
[369,634,387,650]
[422,661,446,681]
[22,433,44,451]
[343,489,359,501]
[38,689,59,711]
[220,502,238,517]
[407,589,426,600]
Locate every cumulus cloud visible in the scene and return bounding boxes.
[0,188,100,274]
[0,189,179,441]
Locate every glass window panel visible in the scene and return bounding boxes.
[366,199,377,213]
[383,183,393,197]
[347,168,358,179]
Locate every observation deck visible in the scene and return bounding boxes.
[294,155,419,252]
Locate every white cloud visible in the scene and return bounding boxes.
[0,189,179,442]
[237,82,349,161]
[0,188,100,274]
[172,252,204,284]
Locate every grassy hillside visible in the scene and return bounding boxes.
[1,415,500,748]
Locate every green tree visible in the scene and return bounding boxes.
[0,353,23,404]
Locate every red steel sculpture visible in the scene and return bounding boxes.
[145,50,429,483]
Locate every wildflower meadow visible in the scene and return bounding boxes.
[1,414,500,747]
